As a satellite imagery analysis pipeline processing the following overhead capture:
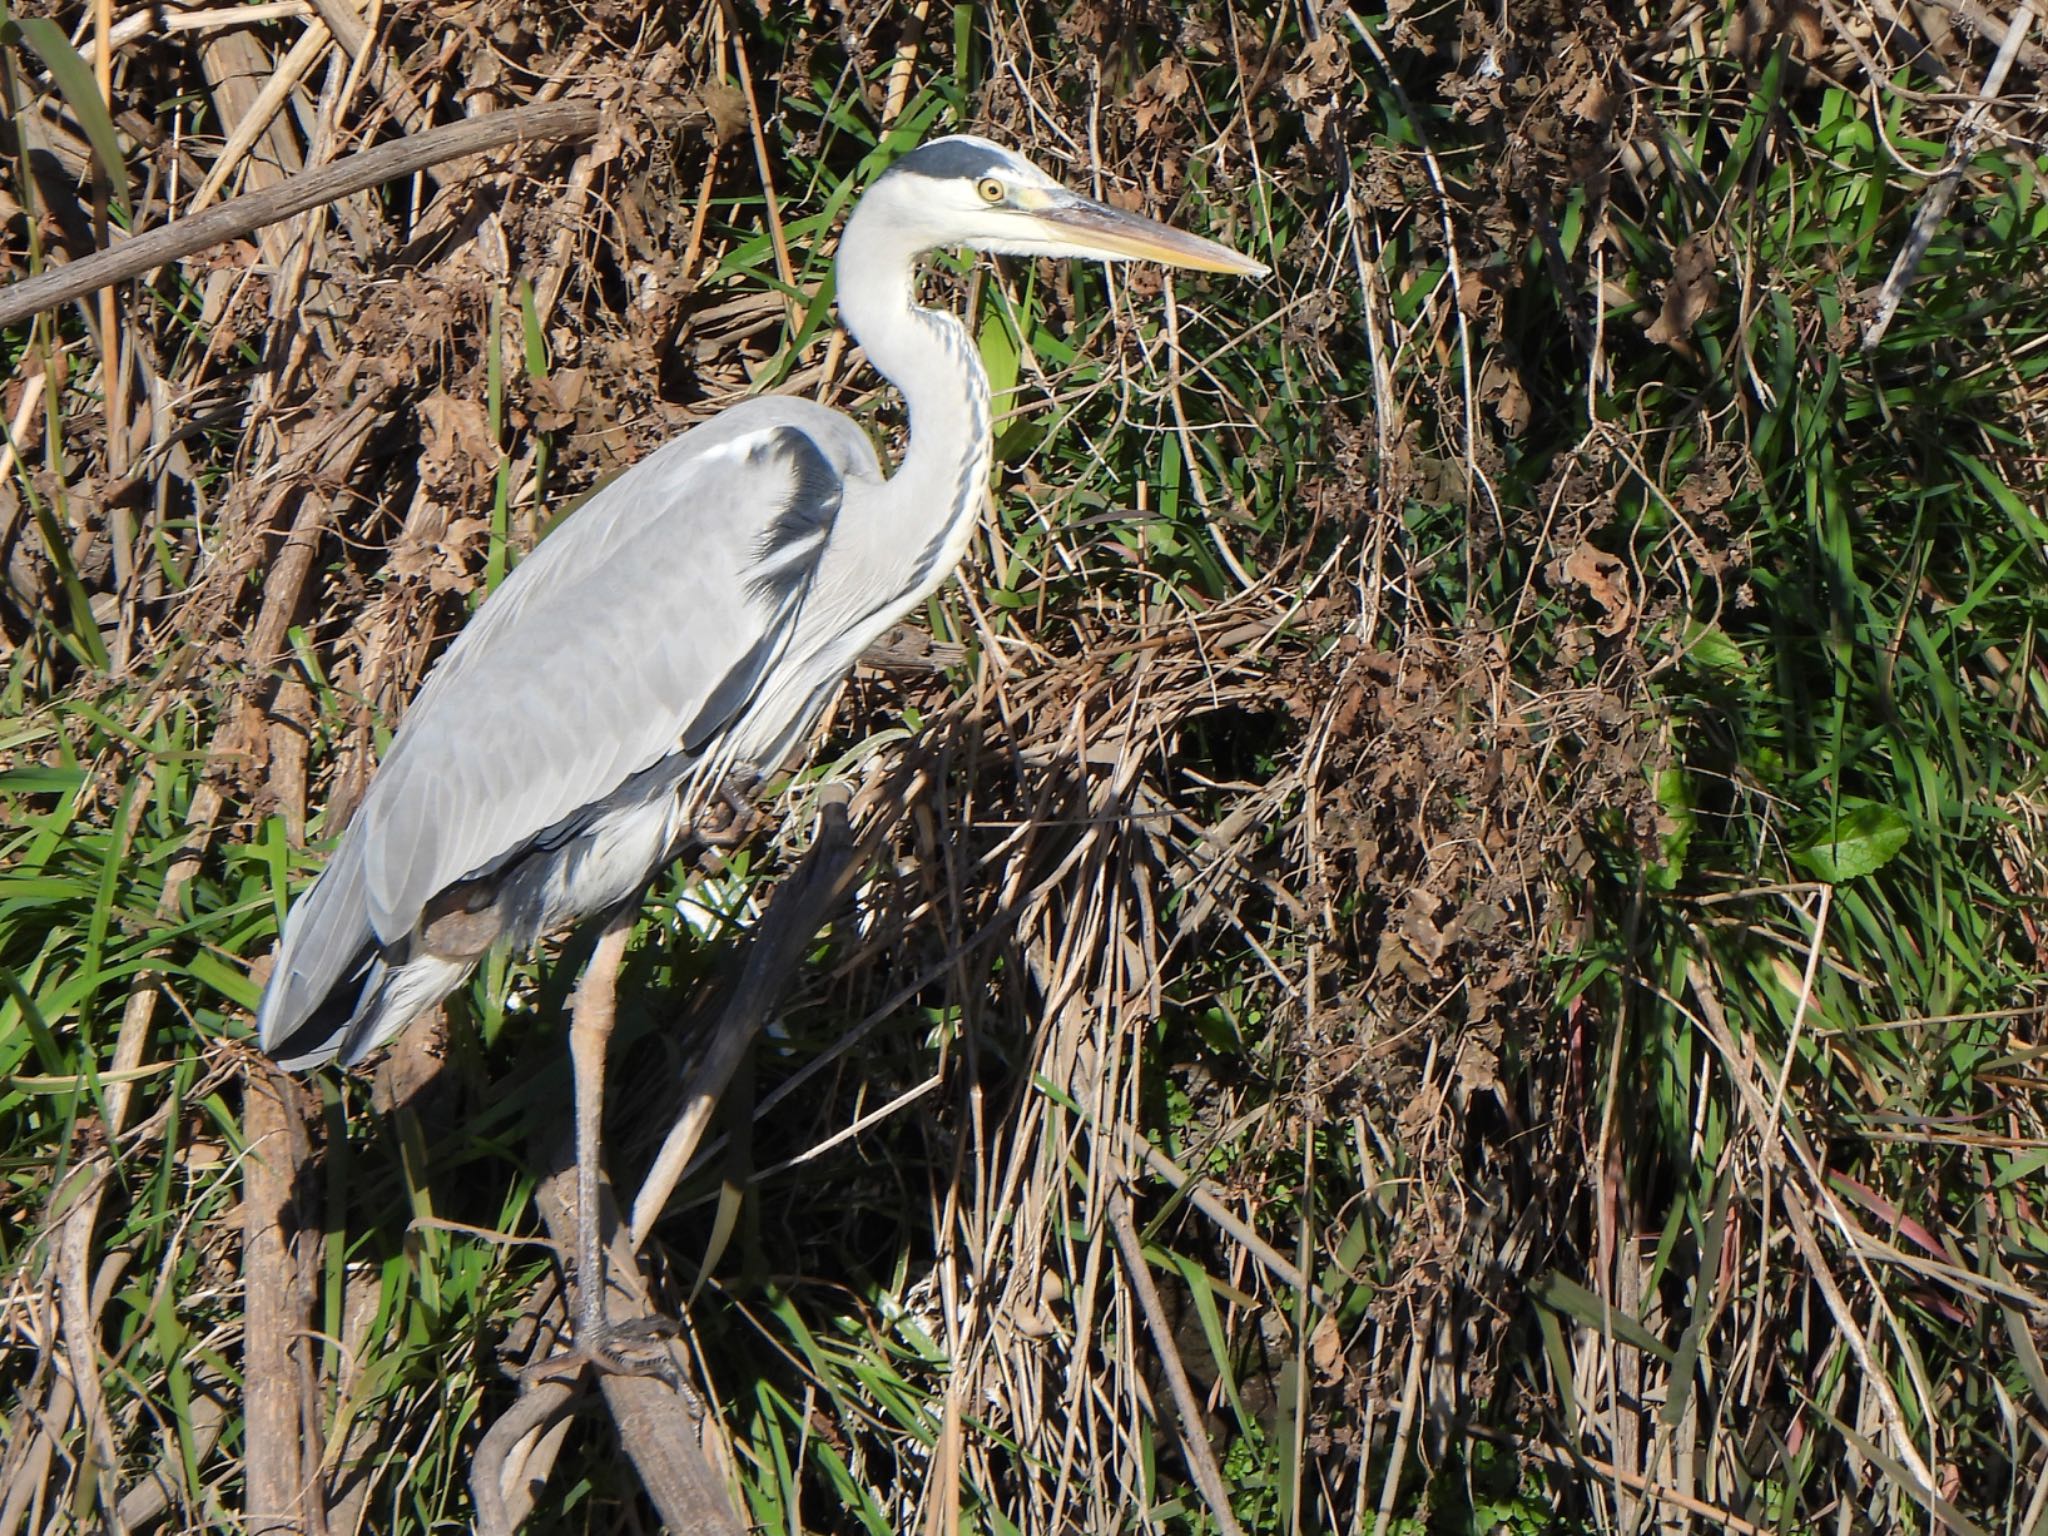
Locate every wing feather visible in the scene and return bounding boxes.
[257,419,850,1067]
[355,423,845,940]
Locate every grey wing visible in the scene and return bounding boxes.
[257,417,851,1057]
[362,421,848,935]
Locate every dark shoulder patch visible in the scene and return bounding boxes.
[746,426,844,606]
[886,137,1013,185]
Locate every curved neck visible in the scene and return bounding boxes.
[834,202,992,598]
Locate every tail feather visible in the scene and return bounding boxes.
[258,836,473,1069]
[331,952,475,1065]
[259,837,377,1067]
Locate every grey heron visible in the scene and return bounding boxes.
[255,134,1266,1367]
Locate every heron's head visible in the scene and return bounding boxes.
[853,134,1268,278]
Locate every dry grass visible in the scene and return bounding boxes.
[4,0,2048,1533]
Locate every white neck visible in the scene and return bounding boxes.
[833,200,993,606]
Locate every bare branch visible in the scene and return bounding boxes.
[0,98,603,330]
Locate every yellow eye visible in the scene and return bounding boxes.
[976,176,1006,204]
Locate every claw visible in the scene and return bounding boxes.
[521,1311,693,1399]
[694,780,761,849]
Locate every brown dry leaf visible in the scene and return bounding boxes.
[386,533,435,585]
[1130,56,1192,136]
[1566,73,1614,127]
[1378,894,1448,983]
[1283,33,1350,101]
[1282,32,1353,142]
[1309,1313,1345,1385]
[1395,1077,1445,1147]
[1645,234,1720,351]
[1730,0,1827,64]
[530,368,588,432]
[389,514,489,595]
[432,517,492,595]
[1563,542,1633,635]
[417,392,495,487]
[1676,458,1736,517]
[698,80,747,147]
[1453,1021,1503,1101]
[1479,356,1530,435]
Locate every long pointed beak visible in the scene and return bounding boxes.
[1036,193,1269,277]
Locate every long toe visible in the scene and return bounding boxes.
[521,1314,693,1397]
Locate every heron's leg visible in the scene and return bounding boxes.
[520,903,682,1387]
[568,904,636,1354]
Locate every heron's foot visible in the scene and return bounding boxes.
[694,782,762,850]
[522,1311,693,1395]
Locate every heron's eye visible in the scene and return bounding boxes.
[976,176,1006,204]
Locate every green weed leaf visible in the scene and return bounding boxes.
[5,17,132,221]
[1791,804,1911,882]
[1680,620,1746,673]
[1529,1271,1676,1364]
[1645,767,1694,892]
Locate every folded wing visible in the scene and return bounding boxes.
[257,417,852,1064]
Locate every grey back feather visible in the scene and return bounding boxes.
[257,402,878,1065]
